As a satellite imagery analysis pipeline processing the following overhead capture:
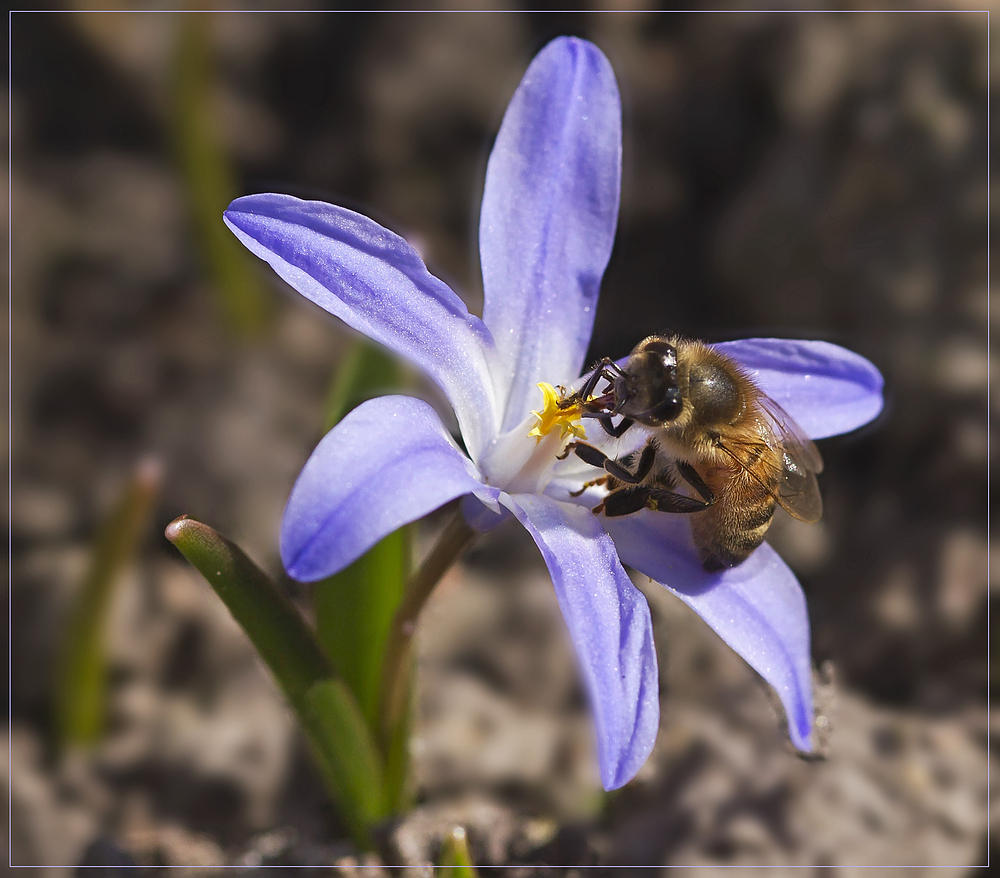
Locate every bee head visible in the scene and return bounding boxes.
[616,338,683,426]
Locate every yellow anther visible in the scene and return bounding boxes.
[529,383,587,443]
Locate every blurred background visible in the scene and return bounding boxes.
[9,9,989,871]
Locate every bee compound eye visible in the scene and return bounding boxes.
[645,387,683,424]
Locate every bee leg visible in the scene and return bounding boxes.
[560,441,609,468]
[597,488,650,516]
[643,488,712,514]
[600,486,710,517]
[565,441,657,484]
[603,440,656,482]
[676,461,716,504]
[556,440,600,462]
[578,358,619,399]
[576,409,633,437]
[569,475,609,497]
[598,415,634,438]
[561,358,624,409]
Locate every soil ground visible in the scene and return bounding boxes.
[9,10,990,872]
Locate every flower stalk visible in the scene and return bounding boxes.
[378,512,476,749]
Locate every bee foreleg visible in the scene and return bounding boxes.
[676,460,716,505]
[598,414,634,438]
[580,358,620,399]
[561,358,625,410]
[576,408,634,438]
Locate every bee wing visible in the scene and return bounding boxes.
[716,395,824,524]
[755,395,824,522]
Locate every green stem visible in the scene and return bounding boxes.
[378,512,475,749]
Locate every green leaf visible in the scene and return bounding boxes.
[315,528,409,735]
[437,826,478,878]
[54,458,162,747]
[316,337,415,809]
[305,680,387,827]
[165,517,387,845]
[173,13,269,337]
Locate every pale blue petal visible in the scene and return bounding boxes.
[604,512,813,751]
[225,194,499,460]
[460,493,510,533]
[480,37,621,431]
[715,338,884,440]
[281,395,500,582]
[502,493,659,790]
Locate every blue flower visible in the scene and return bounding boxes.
[224,38,883,791]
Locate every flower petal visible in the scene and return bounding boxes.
[480,37,621,432]
[715,338,884,440]
[225,194,499,460]
[501,493,659,790]
[604,511,813,751]
[281,395,499,582]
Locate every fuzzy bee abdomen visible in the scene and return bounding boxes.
[691,468,777,571]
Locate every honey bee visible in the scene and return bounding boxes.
[559,334,824,570]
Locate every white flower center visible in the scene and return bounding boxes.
[478,383,588,496]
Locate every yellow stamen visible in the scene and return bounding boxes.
[529,382,587,443]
